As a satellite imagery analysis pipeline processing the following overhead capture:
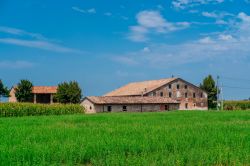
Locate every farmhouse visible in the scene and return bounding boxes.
[82,77,208,113]
[9,86,57,104]
[82,96,180,113]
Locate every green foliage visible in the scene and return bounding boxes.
[200,75,217,109]
[15,80,33,102]
[224,100,250,110]
[0,80,9,102]
[55,81,82,104]
[0,103,84,117]
[0,111,249,165]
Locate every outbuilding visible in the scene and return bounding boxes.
[81,96,180,113]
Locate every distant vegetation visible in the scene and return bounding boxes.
[224,100,250,110]
[54,81,82,104]
[0,79,10,102]
[0,111,249,165]
[15,79,33,102]
[200,75,217,109]
[0,103,84,117]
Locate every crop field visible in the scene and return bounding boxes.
[0,111,249,165]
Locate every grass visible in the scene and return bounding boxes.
[0,111,249,165]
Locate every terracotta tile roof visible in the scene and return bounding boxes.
[85,96,179,104]
[105,78,177,96]
[32,86,57,94]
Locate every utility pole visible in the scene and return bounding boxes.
[221,84,224,111]
[217,76,220,111]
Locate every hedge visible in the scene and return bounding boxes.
[223,101,250,110]
[0,103,85,117]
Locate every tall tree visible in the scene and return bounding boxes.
[0,80,10,102]
[55,81,82,104]
[15,80,33,102]
[200,75,217,109]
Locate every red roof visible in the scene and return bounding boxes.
[85,96,180,104]
[32,86,57,94]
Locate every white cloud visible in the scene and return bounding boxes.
[0,26,46,40]
[0,60,34,69]
[104,12,112,16]
[128,26,149,42]
[199,37,214,43]
[142,47,151,53]
[117,12,250,68]
[172,0,224,9]
[218,34,234,41]
[0,26,82,53]
[201,11,235,25]
[128,10,190,42]
[0,38,81,53]
[72,7,96,14]
[202,11,218,18]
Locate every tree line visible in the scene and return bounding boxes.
[1,75,218,108]
[0,79,82,104]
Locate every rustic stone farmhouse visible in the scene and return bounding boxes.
[82,96,180,113]
[81,77,208,113]
[9,86,57,104]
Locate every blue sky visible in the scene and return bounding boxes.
[0,0,250,100]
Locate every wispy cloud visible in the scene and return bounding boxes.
[128,10,190,42]
[104,12,112,16]
[0,60,34,69]
[0,26,82,53]
[0,38,81,53]
[172,0,224,9]
[0,26,46,40]
[72,7,96,14]
[117,12,250,68]
[201,11,235,25]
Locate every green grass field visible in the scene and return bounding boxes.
[0,111,249,165]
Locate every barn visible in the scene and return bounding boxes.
[81,96,180,113]
[9,86,57,104]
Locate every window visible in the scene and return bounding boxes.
[177,84,180,89]
[193,103,196,107]
[168,84,172,89]
[200,93,203,98]
[184,85,188,89]
[160,92,163,97]
[90,106,92,110]
[107,106,112,112]
[185,103,188,109]
[193,93,196,98]
[153,92,156,96]
[169,92,172,98]
[165,105,169,111]
[185,92,188,98]
[122,106,127,112]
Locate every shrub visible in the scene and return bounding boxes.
[0,103,85,117]
[223,100,250,110]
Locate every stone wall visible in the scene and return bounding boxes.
[146,79,208,110]
[81,99,180,113]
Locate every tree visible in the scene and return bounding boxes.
[200,75,217,109]
[15,80,33,102]
[0,80,10,102]
[55,81,82,104]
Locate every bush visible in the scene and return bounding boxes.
[0,103,85,117]
[223,101,250,110]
